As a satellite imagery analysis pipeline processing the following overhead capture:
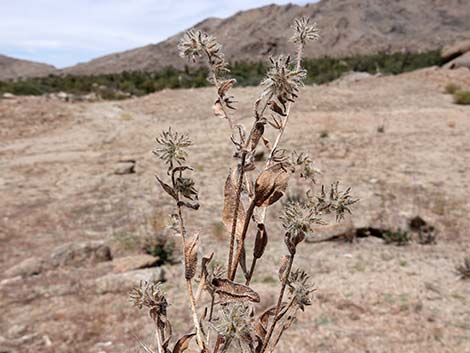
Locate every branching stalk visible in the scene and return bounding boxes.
[260,253,295,353]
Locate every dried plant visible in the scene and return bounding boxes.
[130,18,358,353]
[456,256,470,280]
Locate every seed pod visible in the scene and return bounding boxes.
[222,168,246,239]
[254,163,290,207]
[278,255,291,281]
[249,121,265,151]
[211,278,260,304]
[253,224,268,259]
[184,233,199,280]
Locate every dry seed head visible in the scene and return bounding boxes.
[154,128,192,172]
[288,268,316,310]
[129,280,168,321]
[175,175,198,201]
[212,304,254,350]
[291,17,320,45]
[262,55,306,103]
[314,182,358,221]
[178,29,228,75]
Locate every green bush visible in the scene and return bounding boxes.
[445,83,461,94]
[454,90,470,105]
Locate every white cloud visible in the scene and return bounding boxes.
[0,0,311,68]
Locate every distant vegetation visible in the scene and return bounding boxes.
[0,50,443,99]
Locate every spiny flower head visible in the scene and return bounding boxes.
[178,29,228,75]
[154,127,192,172]
[129,281,168,321]
[262,55,306,103]
[288,269,316,310]
[291,17,320,45]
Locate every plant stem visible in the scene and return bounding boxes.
[176,203,205,350]
[155,326,164,353]
[260,253,295,353]
[245,257,257,285]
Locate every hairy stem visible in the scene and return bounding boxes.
[176,203,205,350]
[155,326,164,353]
[260,253,295,353]
[267,43,304,165]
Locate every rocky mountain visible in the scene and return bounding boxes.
[0,54,57,80]
[62,0,470,76]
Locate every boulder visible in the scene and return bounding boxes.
[112,254,159,273]
[4,257,47,277]
[444,52,470,70]
[442,40,470,62]
[93,267,166,294]
[50,241,112,267]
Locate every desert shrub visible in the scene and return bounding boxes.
[456,256,470,280]
[454,90,470,105]
[0,50,443,99]
[445,83,461,94]
[129,18,358,353]
[383,229,411,246]
[142,232,177,265]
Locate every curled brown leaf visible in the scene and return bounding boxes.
[222,168,246,239]
[211,278,260,304]
[253,224,268,259]
[254,163,291,207]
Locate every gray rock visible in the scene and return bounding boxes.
[93,267,166,294]
[4,257,47,278]
[50,241,112,267]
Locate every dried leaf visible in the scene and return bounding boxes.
[212,99,226,119]
[253,224,268,259]
[155,175,178,200]
[278,255,291,281]
[269,100,287,116]
[211,278,260,304]
[262,137,272,151]
[222,168,246,239]
[218,79,236,97]
[173,333,196,353]
[254,163,290,207]
[184,234,199,280]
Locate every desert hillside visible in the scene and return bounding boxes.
[63,0,470,76]
[0,54,57,81]
[1,67,469,353]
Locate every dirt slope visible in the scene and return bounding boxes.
[63,0,470,75]
[0,55,57,81]
[1,67,470,353]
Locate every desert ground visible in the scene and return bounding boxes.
[1,67,470,353]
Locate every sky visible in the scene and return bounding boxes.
[1,0,312,68]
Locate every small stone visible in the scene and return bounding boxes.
[112,254,159,273]
[2,92,15,99]
[114,160,136,175]
[50,241,112,267]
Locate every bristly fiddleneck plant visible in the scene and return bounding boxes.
[130,17,357,353]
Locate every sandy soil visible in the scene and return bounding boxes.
[1,67,469,353]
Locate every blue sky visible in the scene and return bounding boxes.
[1,0,312,68]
